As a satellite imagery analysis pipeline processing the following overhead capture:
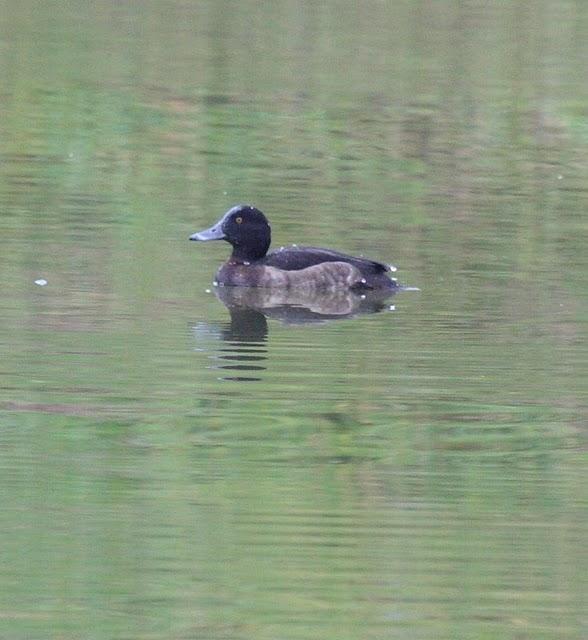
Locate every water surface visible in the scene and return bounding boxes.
[0,2,586,639]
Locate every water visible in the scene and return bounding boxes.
[1,1,587,639]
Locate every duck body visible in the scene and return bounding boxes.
[190,205,399,290]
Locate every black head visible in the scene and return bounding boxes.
[190,205,271,261]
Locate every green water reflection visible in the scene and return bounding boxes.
[1,1,586,639]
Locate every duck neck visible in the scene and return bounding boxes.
[230,242,269,263]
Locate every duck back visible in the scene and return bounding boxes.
[262,246,391,275]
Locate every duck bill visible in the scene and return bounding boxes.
[189,224,225,242]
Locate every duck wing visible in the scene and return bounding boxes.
[263,246,392,274]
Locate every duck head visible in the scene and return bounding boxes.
[190,204,271,262]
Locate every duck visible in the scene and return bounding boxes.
[189,204,399,290]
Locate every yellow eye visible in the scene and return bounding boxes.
[236,216,243,224]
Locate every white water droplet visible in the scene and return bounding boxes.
[34,279,48,286]
[205,288,211,293]
[213,280,219,287]
[360,278,366,284]
[388,305,396,311]
[388,264,397,272]
[557,175,563,180]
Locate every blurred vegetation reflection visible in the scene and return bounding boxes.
[0,1,586,639]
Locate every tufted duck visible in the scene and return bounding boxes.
[190,204,399,290]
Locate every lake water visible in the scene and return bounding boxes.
[1,2,586,639]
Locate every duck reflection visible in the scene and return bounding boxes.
[192,286,397,382]
[216,285,397,325]
[192,306,268,382]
